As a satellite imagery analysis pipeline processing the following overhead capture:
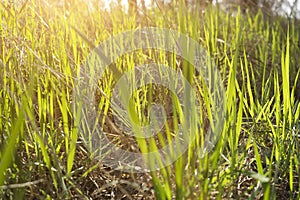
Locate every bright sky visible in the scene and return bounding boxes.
[103,0,299,16]
[103,0,153,11]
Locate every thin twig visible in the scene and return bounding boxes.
[0,179,44,190]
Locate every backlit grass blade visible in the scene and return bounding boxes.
[0,106,24,186]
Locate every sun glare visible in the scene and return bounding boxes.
[103,0,152,11]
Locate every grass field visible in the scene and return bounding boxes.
[0,0,300,199]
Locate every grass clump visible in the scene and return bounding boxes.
[0,0,299,199]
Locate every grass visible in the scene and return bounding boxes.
[0,0,300,199]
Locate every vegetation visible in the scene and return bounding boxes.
[0,0,299,199]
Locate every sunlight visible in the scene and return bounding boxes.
[103,0,152,11]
